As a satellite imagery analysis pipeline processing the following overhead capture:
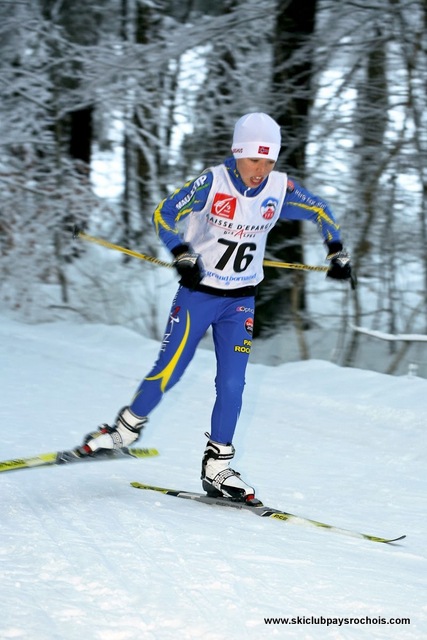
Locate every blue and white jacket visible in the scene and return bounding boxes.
[153,157,342,291]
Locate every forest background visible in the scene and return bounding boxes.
[1,0,426,377]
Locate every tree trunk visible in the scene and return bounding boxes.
[69,107,93,168]
[342,24,388,366]
[254,0,317,337]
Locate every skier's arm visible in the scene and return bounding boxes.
[280,178,342,246]
[152,171,213,252]
[280,178,353,283]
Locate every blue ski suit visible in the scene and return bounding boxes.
[130,157,343,444]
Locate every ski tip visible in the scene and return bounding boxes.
[364,533,406,544]
[384,534,406,544]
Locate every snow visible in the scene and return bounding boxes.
[351,324,427,343]
[0,315,425,640]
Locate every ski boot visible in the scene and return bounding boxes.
[78,406,148,456]
[201,435,255,502]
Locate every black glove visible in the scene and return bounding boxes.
[326,242,352,281]
[171,244,203,289]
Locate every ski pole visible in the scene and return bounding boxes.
[264,257,357,288]
[263,258,327,272]
[73,226,172,268]
[73,227,353,279]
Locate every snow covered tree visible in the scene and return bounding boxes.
[306,0,427,369]
[1,0,426,374]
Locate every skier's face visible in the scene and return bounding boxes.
[236,157,276,188]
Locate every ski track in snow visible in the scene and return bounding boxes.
[1,317,426,639]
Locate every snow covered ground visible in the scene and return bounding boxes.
[0,315,425,640]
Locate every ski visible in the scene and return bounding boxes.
[0,448,159,473]
[131,482,406,545]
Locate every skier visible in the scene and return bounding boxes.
[77,112,352,501]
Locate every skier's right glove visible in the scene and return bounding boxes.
[172,244,204,289]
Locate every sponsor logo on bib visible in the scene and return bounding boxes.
[211,193,237,220]
[260,197,279,220]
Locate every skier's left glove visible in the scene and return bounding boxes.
[326,242,352,281]
[172,243,204,289]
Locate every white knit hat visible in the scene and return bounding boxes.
[231,112,281,161]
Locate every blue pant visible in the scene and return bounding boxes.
[130,286,255,444]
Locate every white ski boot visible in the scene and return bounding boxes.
[78,407,148,456]
[201,436,255,501]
